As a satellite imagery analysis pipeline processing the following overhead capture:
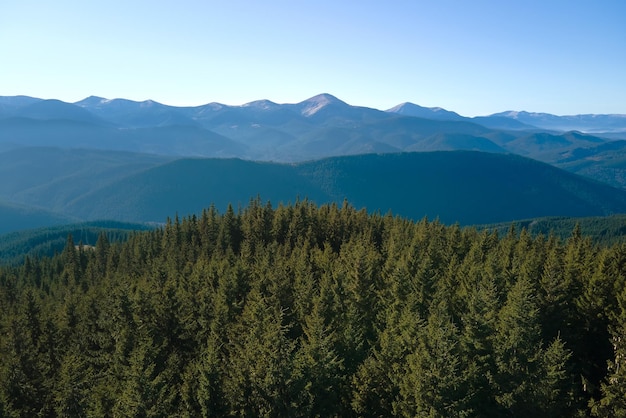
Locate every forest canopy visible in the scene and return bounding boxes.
[1,198,626,416]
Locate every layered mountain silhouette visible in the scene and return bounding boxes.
[2,93,626,233]
[491,110,626,134]
[2,94,625,161]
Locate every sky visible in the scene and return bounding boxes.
[1,1,625,116]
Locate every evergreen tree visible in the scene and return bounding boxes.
[592,321,626,417]
[294,302,344,416]
[397,302,470,417]
[458,269,500,416]
[223,289,298,416]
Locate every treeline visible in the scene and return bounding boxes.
[1,198,626,416]
[0,220,152,266]
[481,214,626,247]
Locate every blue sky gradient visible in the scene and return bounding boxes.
[1,0,624,116]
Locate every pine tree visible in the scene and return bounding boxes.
[591,245,626,416]
[0,289,54,416]
[53,351,90,417]
[494,275,552,415]
[194,331,227,417]
[352,303,423,417]
[458,269,500,416]
[591,321,626,417]
[294,302,344,416]
[536,336,574,416]
[223,289,298,416]
[396,302,470,417]
[61,234,81,287]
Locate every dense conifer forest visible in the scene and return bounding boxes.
[1,198,626,416]
[0,221,152,266]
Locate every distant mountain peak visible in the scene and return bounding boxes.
[139,99,161,108]
[242,99,279,110]
[387,102,425,113]
[493,110,546,119]
[205,102,226,110]
[75,96,109,107]
[305,93,343,102]
[387,102,464,121]
[298,93,347,116]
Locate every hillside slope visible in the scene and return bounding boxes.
[0,147,175,213]
[58,151,626,225]
[295,152,626,224]
[0,200,77,234]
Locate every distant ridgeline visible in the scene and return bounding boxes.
[1,199,626,416]
[2,94,626,190]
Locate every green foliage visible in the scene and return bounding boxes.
[481,214,626,246]
[0,220,152,265]
[0,198,624,416]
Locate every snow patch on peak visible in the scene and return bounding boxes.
[300,93,343,117]
[301,102,327,117]
[140,100,157,108]
[204,102,225,111]
[386,102,415,113]
[74,96,109,107]
[495,111,521,118]
[242,99,279,110]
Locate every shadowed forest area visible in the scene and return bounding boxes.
[1,198,626,416]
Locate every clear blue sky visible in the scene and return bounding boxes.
[1,1,624,116]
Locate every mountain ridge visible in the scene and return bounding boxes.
[2,94,626,188]
[0,93,626,130]
[2,148,625,231]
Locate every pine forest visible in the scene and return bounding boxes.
[2,198,626,417]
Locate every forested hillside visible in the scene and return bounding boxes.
[0,221,152,266]
[0,200,77,234]
[480,214,626,246]
[1,199,626,416]
[4,149,626,230]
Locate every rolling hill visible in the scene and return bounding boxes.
[293,152,626,224]
[2,148,624,227]
[554,140,626,190]
[0,200,78,234]
[0,147,175,213]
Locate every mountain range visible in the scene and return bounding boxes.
[2,93,626,234]
[2,93,626,189]
[2,94,626,159]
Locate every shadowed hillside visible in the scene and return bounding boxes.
[0,200,77,234]
[46,151,626,225]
